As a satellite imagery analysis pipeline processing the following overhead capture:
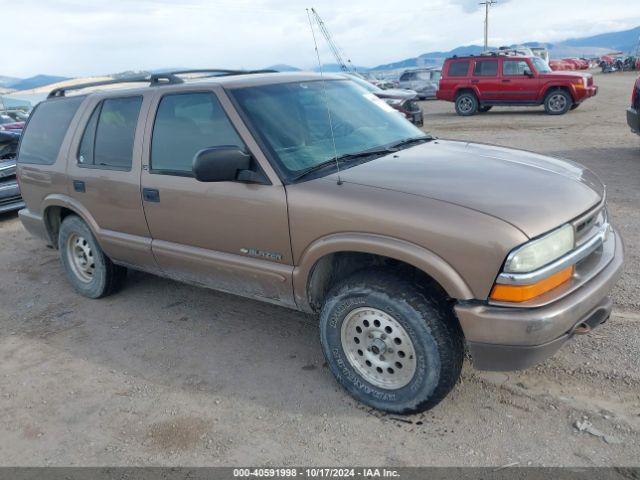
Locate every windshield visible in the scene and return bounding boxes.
[231,80,425,180]
[531,57,552,73]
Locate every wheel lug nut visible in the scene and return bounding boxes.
[381,334,386,340]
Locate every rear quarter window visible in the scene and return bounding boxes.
[447,61,470,77]
[18,96,84,165]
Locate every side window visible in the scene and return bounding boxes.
[416,71,431,81]
[400,72,416,81]
[77,96,142,170]
[503,60,531,76]
[151,92,245,175]
[18,96,84,165]
[448,61,470,77]
[473,60,498,76]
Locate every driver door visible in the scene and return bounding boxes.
[140,87,295,306]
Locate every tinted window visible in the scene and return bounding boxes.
[448,61,470,77]
[473,60,498,76]
[503,60,530,76]
[78,96,142,169]
[18,96,84,165]
[78,106,99,165]
[151,92,244,174]
[400,72,416,81]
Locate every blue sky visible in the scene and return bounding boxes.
[3,0,640,77]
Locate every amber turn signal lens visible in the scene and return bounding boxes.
[490,266,574,303]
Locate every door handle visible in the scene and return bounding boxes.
[471,80,479,84]
[502,79,511,83]
[73,180,86,193]
[143,188,160,202]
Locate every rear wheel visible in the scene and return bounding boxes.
[479,106,492,113]
[455,92,478,116]
[319,269,464,414]
[59,215,126,298]
[544,90,572,115]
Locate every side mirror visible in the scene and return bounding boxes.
[192,146,263,183]
[524,69,534,78]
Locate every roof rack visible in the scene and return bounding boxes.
[48,69,279,98]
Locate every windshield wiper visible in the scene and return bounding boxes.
[291,146,396,182]
[388,136,433,150]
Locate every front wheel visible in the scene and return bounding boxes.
[544,90,572,115]
[319,269,464,414]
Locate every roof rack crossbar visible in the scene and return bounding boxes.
[48,74,182,98]
[48,68,280,98]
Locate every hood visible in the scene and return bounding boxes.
[374,89,417,100]
[334,140,604,238]
[541,71,591,80]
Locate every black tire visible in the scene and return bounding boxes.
[319,269,464,414]
[58,215,126,299]
[455,92,478,116]
[544,89,572,115]
[479,106,492,113]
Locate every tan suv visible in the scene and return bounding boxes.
[16,70,624,414]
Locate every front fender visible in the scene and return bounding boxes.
[292,232,474,312]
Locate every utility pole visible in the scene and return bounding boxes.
[479,1,496,51]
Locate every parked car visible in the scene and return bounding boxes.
[0,130,24,213]
[0,114,25,131]
[345,74,423,126]
[628,75,640,136]
[398,68,441,99]
[437,55,598,116]
[3,110,30,122]
[17,70,623,414]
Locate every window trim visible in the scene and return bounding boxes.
[149,90,250,178]
[76,94,143,172]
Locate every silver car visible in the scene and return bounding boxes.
[398,68,441,100]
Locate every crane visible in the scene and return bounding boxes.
[309,8,357,74]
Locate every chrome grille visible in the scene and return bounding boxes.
[573,204,606,247]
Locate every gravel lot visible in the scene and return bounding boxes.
[0,71,638,467]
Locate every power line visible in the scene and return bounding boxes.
[479,0,497,51]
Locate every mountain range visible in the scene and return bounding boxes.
[0,74,69,91]
[2,25,639,92]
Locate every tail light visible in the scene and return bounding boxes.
[632,83,639,108]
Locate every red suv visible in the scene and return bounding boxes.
[627,75,640,136]
[437,55,598,116]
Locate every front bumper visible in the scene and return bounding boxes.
[0,179,24,214]
[455,229,624,371]
[627,107,639,134]
[575,85,598,103]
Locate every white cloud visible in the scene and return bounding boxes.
[2,0,640,77]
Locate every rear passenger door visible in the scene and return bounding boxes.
[67,94,158,272]
[501,59,540,102]
[139,88,294,306]
[471,59,501,101]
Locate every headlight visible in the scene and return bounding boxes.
[384,98,404,106]
[504,224,574,273]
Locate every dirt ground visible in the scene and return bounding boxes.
[0,71,639,467]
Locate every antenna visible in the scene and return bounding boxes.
[306,7,342,185]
